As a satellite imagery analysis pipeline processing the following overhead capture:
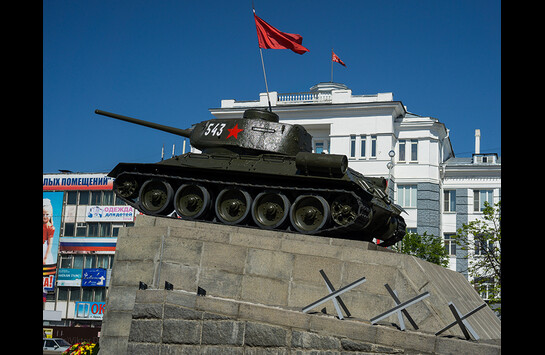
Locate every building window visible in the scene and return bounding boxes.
[398,140,406,162]
[474,234,494,255]
[313,139,329,154]
[398,185,417,208]
[474,189,493,212]
[64,223,75,236]
[444,233,457,256]
[444,190,456,212]
[100,223,111,237]
[94,288,106,302]
[73,255,84,269]
[60,255,72,268]
[88,222,99,236]
[103,191,114,205]
[90,191,102,205]
[84,255,97,269]
[474,277,496,301]
[67,191,78,205]
[350,135,356,158]
[112,224,123,237]
[97,255,110,269]
[79,191,90,205]
[479,282,493,300]
[115,195,126,205]
[360,135,366,158]
[57,288,69,301]
[76,223,87,237]
[371,135,377,158]
[315,142,324,154]
[82,288,94,302]
[70,287,81,302]
[411,140,418,161]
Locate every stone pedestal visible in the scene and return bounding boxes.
[99,215,500,354]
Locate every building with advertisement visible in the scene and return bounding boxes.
[43,173,136,340]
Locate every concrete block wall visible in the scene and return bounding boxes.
[121,289,500,354]
[99,215,500,354]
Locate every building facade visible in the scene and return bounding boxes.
[210,82,501,278]
[43,173,136,340]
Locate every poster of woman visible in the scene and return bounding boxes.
[43,192,63,292]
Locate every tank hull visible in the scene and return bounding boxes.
[109,152,406,246]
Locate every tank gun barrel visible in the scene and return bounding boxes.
[95,109,192,138]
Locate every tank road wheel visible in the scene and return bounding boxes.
[290,195,330,234]
[251,191,291,229]
[331,194,359,226]
[174,184,211,220]
[139,179,174,215]
[215,188,252,225]
[113,174,139,199]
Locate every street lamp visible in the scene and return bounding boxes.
[387,150,395,199]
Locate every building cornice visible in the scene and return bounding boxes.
[210,101,407,120]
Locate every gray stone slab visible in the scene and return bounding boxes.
[99,216,500,355]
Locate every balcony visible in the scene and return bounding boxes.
[219,82,394,109]
[277,91,332,104]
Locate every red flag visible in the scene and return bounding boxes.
[254,13,309,55]
[332,51,346,67]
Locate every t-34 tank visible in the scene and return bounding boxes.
[95,108,406,247]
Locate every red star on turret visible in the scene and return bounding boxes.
[226,124,244,139]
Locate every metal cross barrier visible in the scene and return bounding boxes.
[435,302,487,340]
[318,269,352,319]
[382,283,423,330]
[370,290,430,326]
[302,273,367,317]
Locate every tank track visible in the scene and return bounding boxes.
[113,171,405,246]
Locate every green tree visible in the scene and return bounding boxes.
[454,200,501,314]
[392,231,449,267]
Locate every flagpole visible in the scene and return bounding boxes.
[259,47,272,112]
[331,48,333,82]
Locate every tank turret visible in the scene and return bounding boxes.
[95,108,406,247]
[95,108,312,156]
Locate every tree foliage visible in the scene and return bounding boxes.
[392,231,449,267]
[454,200,501,314]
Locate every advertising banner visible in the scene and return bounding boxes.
[82,268,107,287]
[59,237,117,253]
[43,173,113,191]
[57,268,83,286]
[75,302,105,320]
[85,205,135,222]
[43,328,53,338]
[43,191,63,291]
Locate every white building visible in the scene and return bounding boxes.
[210,82,501,277]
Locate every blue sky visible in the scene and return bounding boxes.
[43,0,500,173]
